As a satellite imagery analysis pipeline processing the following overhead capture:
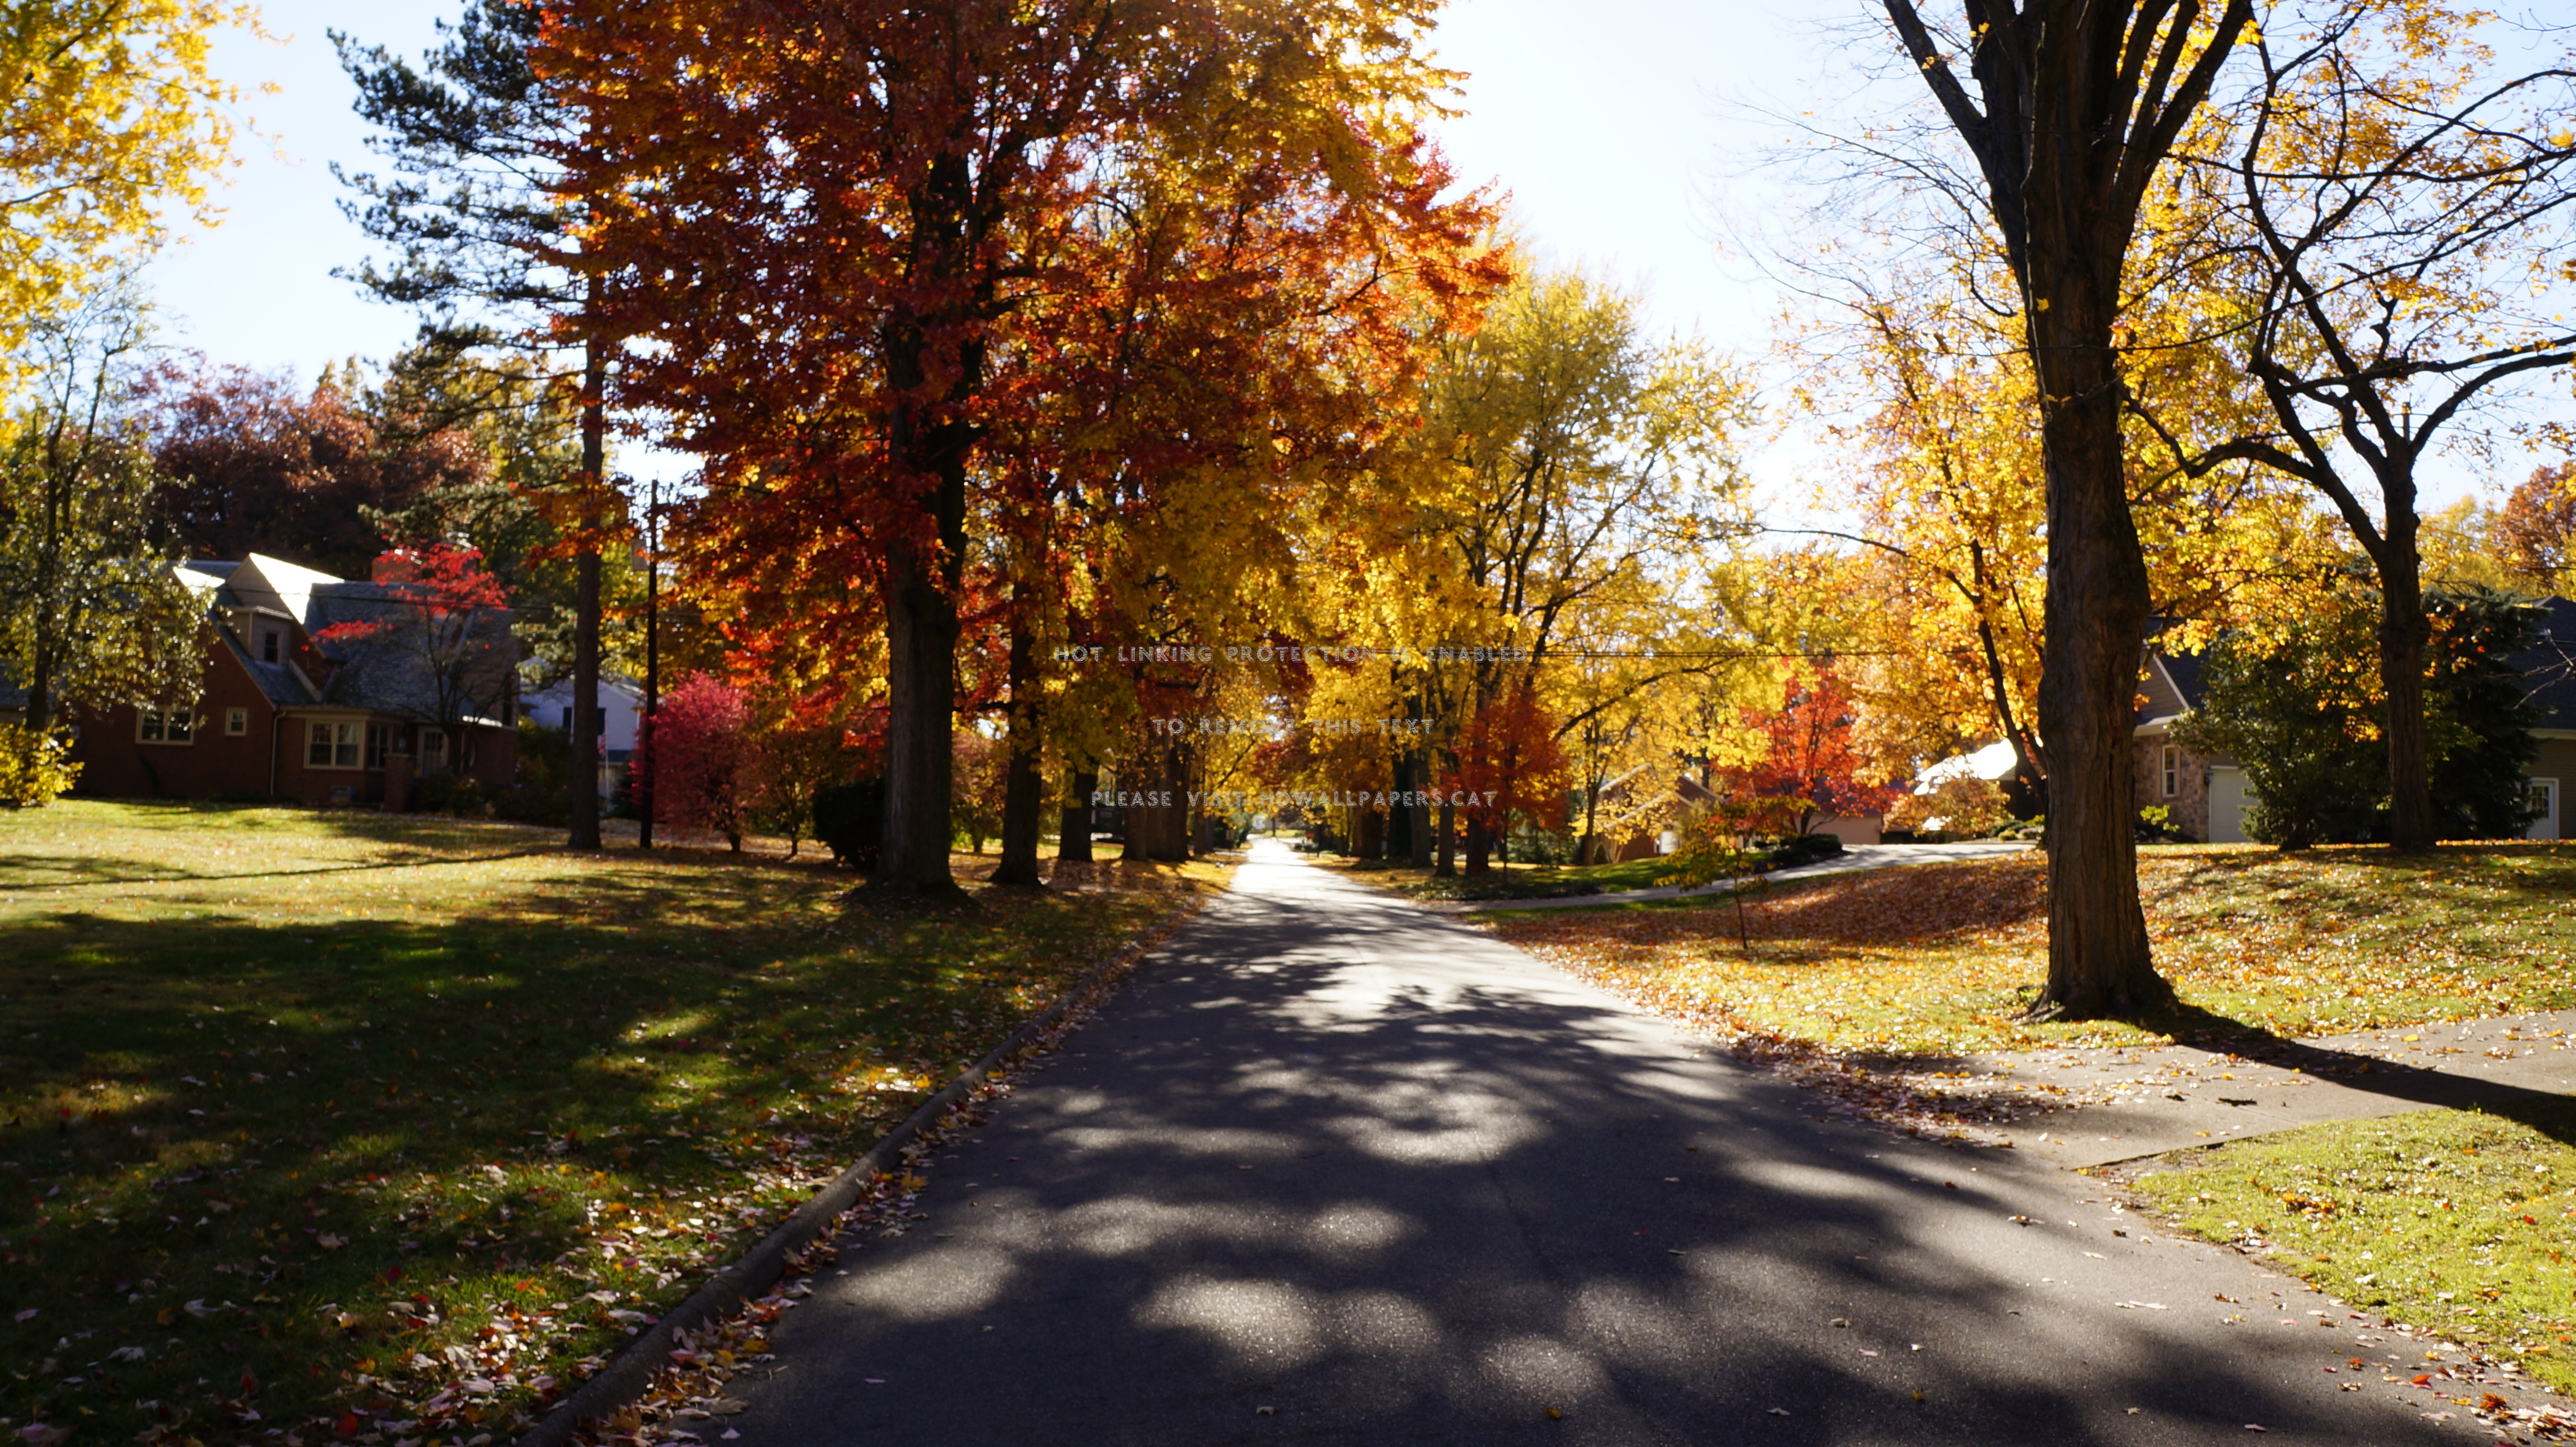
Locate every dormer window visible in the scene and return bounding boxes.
[261,629,281,663]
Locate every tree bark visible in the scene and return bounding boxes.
[2028,265,2167,1018]
[2375,513,2433,850]
[1435,796,1456,876]
[1464,816,1491,875]
[991,620,1046,886]
[872,299,977,898]
[1060,766,1096,863]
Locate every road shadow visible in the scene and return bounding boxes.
[725,858,2493,1446]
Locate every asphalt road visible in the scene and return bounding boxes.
[723,840,2509,1445]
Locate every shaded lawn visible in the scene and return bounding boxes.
[1485,844,2576,1054]
[2127,1102,2576,1398]
[0,801,1223,1445]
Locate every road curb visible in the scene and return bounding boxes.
[512,890,1209,1447]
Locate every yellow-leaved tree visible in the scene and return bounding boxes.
[1,0,252,373]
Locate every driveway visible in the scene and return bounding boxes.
[717,839,2515,1444]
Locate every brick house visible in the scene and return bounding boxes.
[2132,598,2576,843]
[66,552,519,807]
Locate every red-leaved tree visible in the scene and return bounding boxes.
[1445,683,1569,874]
[1720,673,1901,835]
[632,672,756,851]
[315,545,513,769]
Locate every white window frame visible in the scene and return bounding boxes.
[138,708,195,744]
[2529,778,2560,841]
[224,707,248,736]
[307,720,362,770]
[2160,744,2181,798]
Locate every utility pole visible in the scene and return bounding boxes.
[638,472,659,850]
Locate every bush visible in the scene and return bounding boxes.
[492,720,574,825]
[1761,832,1843,867]
[813,776,884,870]
[0,725,79,807]
[413,773,493,817]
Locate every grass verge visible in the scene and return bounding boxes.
[0,801,1225,1445]
[1484,844,2576,1054]
[2124,1102,2576,1399]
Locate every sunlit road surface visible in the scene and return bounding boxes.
[723,839,2500,1446]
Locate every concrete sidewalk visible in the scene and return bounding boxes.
[1438,839,2036,913]
[1986,1012,2576,1168]
[713,839,2527,1445]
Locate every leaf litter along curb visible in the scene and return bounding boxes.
[0,801,1228,1447]
[550,898,1202,1447]
[1482,846,2576,1142]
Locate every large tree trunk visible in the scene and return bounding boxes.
[2028,264,2167,1019]
[2376,514,2434,850]
[1120,741,1188,862]
[991,620,1046,886]
[568,337,606,851]
[872,304,977,898]
[878,535,964,893]
[1435,795,1456,876]
[1059,766,1096,864]
[1464,816,1492,876]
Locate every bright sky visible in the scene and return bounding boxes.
[139,0,2524,512]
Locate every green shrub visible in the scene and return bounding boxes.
[813,776,883,870]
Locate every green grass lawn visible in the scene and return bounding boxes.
[0,802,1223,1446]
[2127,1103,2576,1397]
[1486,843,2576,1053]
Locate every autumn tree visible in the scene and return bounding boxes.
[0,296,201,755]
[541,0,1496,897]
[0,0,249,372]
[2145,4,2576,853]
[145,358,489,575]
[2496,463,2576,597]
[1877,0,2253,1018]
[339,0,622,849]
[1719,671,1899,836]
[1358,268,1751,873]
[315,544,515,768]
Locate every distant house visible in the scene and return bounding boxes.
[520,674,645,801]
[66,552,520,807]
[2132,598,2576,843]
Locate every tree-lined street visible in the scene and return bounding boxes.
[726,842,2508,1444]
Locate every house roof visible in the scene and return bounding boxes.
[187,553,518,723]
[2513,597,2576,730]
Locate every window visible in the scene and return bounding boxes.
[2160,744,2181,798]
[561,705,573,729]
[418,728,448,770]
[307,720,361,769]
[366,723,392,770]
[261,629,281,663]
[138,709,194,744]
[224,707,248,736]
